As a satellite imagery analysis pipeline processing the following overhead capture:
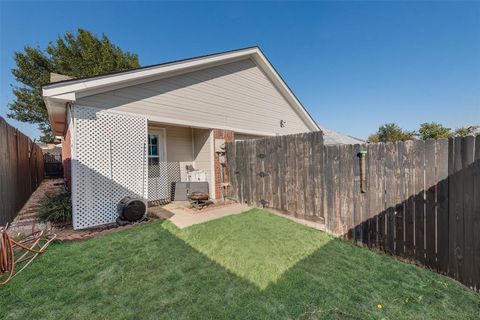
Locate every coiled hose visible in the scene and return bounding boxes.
[0,225,56,285]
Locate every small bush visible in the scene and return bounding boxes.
[38,191,72,225]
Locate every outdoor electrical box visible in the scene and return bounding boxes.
[215,139,226,153]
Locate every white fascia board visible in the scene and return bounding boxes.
[42,48,260,97]
[49,92,76,102]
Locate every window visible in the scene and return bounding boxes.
[148,134,160,166]
[148,134,159,157]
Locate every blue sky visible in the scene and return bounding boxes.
[1,1,479,140]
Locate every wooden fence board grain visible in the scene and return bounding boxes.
[351,144,362,242]
[473,136,480,290]
[279,136,288,211]
[461,136,475,287]
[384,142,396,254]
[304,133,315,217]
[332,145,342,234]
[295,134,306,217]
[447,138,456,277]
[395,141,405,256]
[365,143,378,247]
[0,117,44,226]
[451,137,464,281]
[403,141,415,257]
[286,135,297,214]
[436,139,449,273]
[244,141,252,206]
[342,144,354,240]
[424,139,437,268]
[265,138,274,208]
[311,131,323,219]
[377,143,387,251]
[324,145,336,233]
[229,141,237,200]
[269,137,279,209]
[255,138,265,207]
[414,140,426,263]
[226,133,479,292]
[238,141,246,204]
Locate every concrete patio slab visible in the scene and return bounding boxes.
[150,202,252,229]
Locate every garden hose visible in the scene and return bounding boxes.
[0,225,56,285]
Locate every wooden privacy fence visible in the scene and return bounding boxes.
[0,117,44,226]
[226,132,480,291]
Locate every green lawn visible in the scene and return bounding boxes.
[1,209,479,319]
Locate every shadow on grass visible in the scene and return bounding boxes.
[1,213,479,320]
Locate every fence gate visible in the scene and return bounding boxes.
[44,154,63,177]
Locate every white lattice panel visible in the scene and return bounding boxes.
[147,161,181,202]
[148,161,168,201]
[72,106,147,229]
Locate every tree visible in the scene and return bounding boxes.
[454,125,479,137]
[7,29,140,141]
[367,133,380,143]
[367,123,415,143]
[417,122,453,140]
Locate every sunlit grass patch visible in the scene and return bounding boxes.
[163,209,332,289]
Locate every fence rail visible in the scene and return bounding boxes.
[226,132,480,291]
[0,117,44,226]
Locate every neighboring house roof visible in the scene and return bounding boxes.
[37,142,62,155]
[319,126,365,145]
[43,46,320,136]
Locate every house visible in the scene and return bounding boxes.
[37,142,62,156]
[42,46,354,229]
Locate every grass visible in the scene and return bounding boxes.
[1,209,479,319]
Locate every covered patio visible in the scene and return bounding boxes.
[146,123,214,204]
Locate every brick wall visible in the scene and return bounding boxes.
[62,124,72,190]
[212,129,234,199]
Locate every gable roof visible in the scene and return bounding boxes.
[318,126,365,145]
[43,46,320,136]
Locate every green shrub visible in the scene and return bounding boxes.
[38,191,72,225]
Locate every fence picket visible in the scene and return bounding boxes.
[425,139,437,268]
[403,141,415,257]
[395,141,405,256]
[462,136,475,288]
[436,139,449,273]
[414,140,426,263]
[473,136,480,290]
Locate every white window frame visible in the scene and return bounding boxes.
[148,128,167,162]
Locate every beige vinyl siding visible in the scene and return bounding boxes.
[148,124,193,181]
[193,129,213,192]
[77,59,311,135]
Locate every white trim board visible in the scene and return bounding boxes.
[209,130,216,200]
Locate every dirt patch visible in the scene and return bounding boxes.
[54,219,158,242]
